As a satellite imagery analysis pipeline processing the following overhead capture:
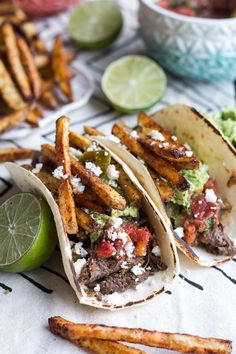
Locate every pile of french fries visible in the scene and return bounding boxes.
[49,316,232,354]
[0,2,74,134]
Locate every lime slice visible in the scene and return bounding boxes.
[102,55,167,113]
[68,0,123,50]
[0,193,57,272]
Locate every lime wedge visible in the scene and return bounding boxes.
[68,0,123,50]
[0,193,57,272]
[102,55,167,113]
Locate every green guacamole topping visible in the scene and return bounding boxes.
[207,108,236,147]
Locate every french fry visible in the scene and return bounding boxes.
[40,80,59,110]
[69,131,91,150]
[84,125,104,137]
[51,36,73,102]
[26,105,43,127]
[20,22,47,53]
[33,170,58,195]
[76,207,98,232]
[48,317,232,354]
[0,3,16,15]
[56,116,78,235]
[112,122,189,191]
[74,192,112,215]
[0,147,36,163]
[75,338,147,354]
[0,58,25,110]
[0,106,30,134]
[41,144,126,211]
[2,22,32,99]
[17,36,42,99]
[35,54,49,69]
[148,168,175,203]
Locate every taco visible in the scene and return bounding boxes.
[5,116,178,310]
[89,104,236,267]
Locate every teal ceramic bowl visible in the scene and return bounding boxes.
[139,0,236,80]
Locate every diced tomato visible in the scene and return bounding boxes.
[176,6,196,16]
[123,223,151,257]
[95,241,116,259]
[183,220,197,246]
[190,194,215,220]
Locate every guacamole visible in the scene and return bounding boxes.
[208,108,236,148]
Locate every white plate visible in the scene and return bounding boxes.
[1,63,95,141]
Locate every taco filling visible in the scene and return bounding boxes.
[22,117,167,300]
[84,113,236,258]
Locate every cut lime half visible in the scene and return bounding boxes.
[68,0,123,50]
[0,193,57,272]
[102,55,167,113]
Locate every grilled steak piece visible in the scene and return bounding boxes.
[79,257,144,285]
[98,270,150,295]
[199,224,236,256]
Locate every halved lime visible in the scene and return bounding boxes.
[68,0,123,50]
[102,55,167,113]
[0,193,57,272]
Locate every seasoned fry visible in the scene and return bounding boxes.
[51,36,73,102]
[20,22,46,53]
[40,80,59,110]
[0,58,25,110]
[75,338,147,354]
[115,163,142,208]
[76,207,98,232]
[148,168,175,203]
[0,147,36,163]
[84,125,104,137]
[26,105,43,127]
[33,170,58,195]
[48,317,232,354]
[35,54,49,69]
[74,192,112,215]
[2,22,32,99]
[18,36,42,99]
[41,144,126,211]
[112,122,189,191]
[56,116,78,234]
[0,106,30,134]
[0,3,16,15]
[69,131,91,150]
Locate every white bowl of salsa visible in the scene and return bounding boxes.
[139,0,236,80]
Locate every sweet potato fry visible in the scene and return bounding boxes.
[41,144,126,211]
[33,170,58,195]
[17,35,42,99]
[56,116,78,234]
[0,106,30,134]
[2,22,32,99]
[0,147,36,163]
[84,125,104,137]
[112,122,189,191]
[51,36,73,102]
[148,168,175,203]
[76,338,147,354]
[74,192,112,215]
[69,131,91,150]
[48,317,232,354]
[40,80,59,110]
[76,207,98,232]
[0,58,25,110]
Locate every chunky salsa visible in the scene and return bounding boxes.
[157,0,236,18]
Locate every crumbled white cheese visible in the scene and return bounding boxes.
[106,134,120,144]
[198,200,203,205]
[136,283,143,290]
[131,263,146,276]
[150,141,156,146]
[69,147,82,158]
[109,180,118,188]
[109,217,123,228]
[152,246,161,257]
[52,166,68,180]
[71,177,85,194]
[146,266,151,271]
[119,250,125,257]
[159,144,163,148]
[124,242,135,258]
[174,227,184,238]
[184,143,191,150]
[103,292,121,304]
[205,188,217,203]
[87,142,99,152]
[107,230,128,243]
[130,130,138,138]
[74,242,88,258]
[163,142,169,148]
[120,261,129,269]
[138,158,145,164]
[85,162,102,176]
[94,284,100,292]
[150,130,165,141]
[32,163,43,174]
[185,151,193,157]
[194,213,199,218]
[171,135,177,141]
[73,258,86,276]
[106,164,119,180]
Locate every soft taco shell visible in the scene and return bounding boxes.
[99,104,236,267]
[5,147,179,310]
